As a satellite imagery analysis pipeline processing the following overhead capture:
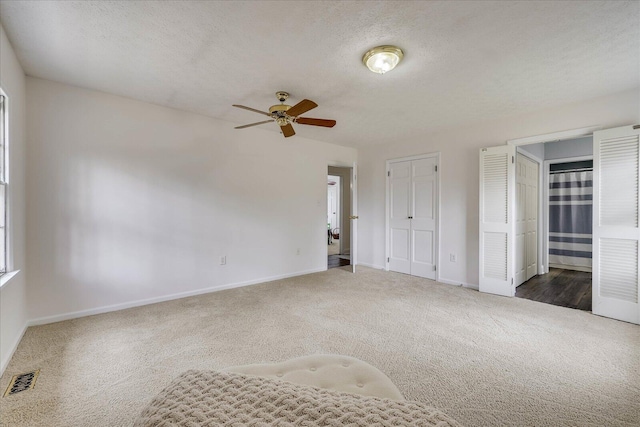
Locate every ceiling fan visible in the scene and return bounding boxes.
[232,92,336,138]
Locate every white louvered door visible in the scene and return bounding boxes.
[593,125,640,324]
[479,145,516,296]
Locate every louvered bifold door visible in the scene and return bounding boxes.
[593,125,640,324]
[479,145,516,296]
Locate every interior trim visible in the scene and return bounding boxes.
[27,267,326,327]
[507,126,601,146]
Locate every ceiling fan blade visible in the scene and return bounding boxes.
[232,104,273,117]
[235,120,274,129]
[286,99,318,117]
[281,124,295,138]
[295,117,336,128]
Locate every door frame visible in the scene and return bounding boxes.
[542,154,593,274]
[385,152,440,281]
[327,163,357,271]
[327,174,342,254]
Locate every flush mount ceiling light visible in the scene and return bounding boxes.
[362,45,404,74]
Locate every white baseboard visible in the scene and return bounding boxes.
[28,267,326,327]
[548,263,592,273]
[358,262,386,270]
[1,323,28,376]
[438,277,479,290]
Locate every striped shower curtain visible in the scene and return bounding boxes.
[548,169,593,270]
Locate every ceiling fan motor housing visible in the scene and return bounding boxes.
[269,104,291,115]
[269,104,292,126]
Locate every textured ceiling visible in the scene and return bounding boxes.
[1,1,638,147]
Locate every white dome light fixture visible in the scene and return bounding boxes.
[362,45,404,74]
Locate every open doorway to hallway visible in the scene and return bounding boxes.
[327,166,351,269]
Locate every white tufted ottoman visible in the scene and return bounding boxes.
[223,354,405,401]
[135,355,464,426]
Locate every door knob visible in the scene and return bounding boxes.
[349,215,359,219]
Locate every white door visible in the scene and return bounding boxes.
[479,145,516,297]
[411,158,437,279]
[350,162,358,273]
[515,155,527,285]
[388,156,438,279]
[389,161,412,274]
[525,157,539,281]
[592,125,640,324]
[515,154,539,286]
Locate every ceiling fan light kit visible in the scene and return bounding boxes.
[362,45,404,74]
[232,92,336,138]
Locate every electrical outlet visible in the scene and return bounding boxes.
[450,253,457,262]
[220,256,226,265]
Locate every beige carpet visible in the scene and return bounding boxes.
[1,267,639,426]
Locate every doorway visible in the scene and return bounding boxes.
[327,166,352,269]
[480,125,640,324]
[499,136,594,311]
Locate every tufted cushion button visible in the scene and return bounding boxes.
[309,367,317,372]
[276,373,283,377]
[357,383,364,388]
[342,363,350,367]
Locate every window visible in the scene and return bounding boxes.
[0,92,7,274]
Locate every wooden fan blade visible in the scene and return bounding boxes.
[232,105,272,117]
[235,120,274,129]
[281,124,295,138]
[295,117,336,128]
[286,99,318,117]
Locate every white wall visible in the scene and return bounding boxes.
[26,78,356,322]
[358,89,639,287]
[0,25,28,374]
[544,136,592,160]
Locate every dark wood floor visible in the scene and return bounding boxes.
[515,268,592,311]
[328,254,350,269]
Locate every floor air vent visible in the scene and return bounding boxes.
[3,370,40,397]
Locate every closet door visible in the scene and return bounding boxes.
[515,155,527,286]
[411,158,437,279]
[479,145,516,297]
[525,156,539,281]
[389,161,412,274]
[515,154,539,286]
[592,125,640,324]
